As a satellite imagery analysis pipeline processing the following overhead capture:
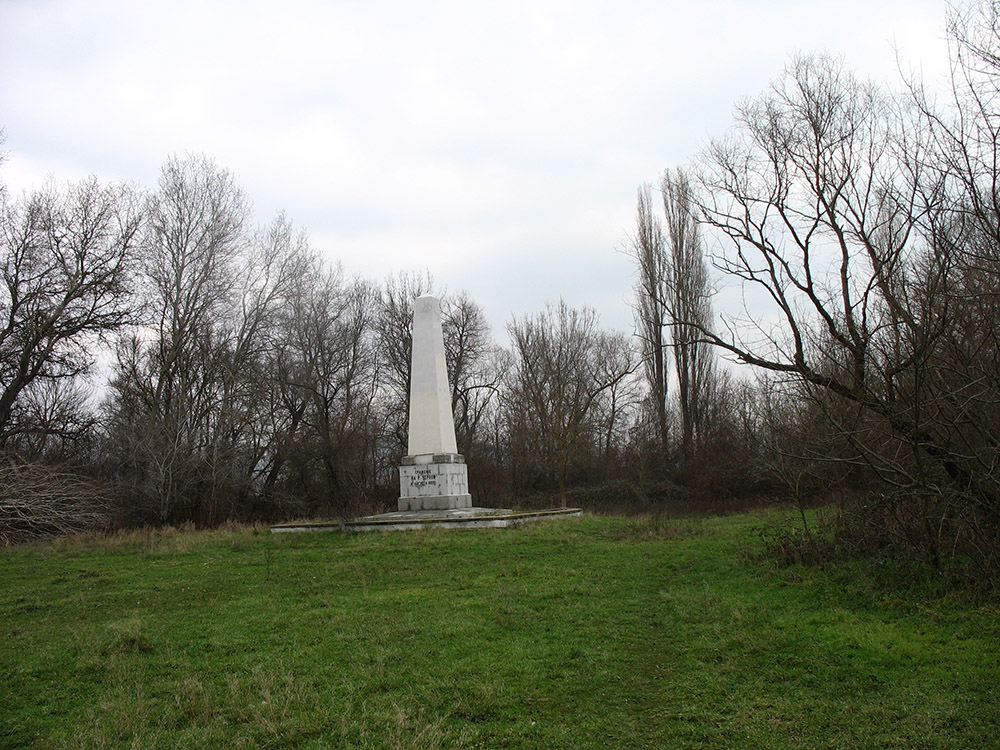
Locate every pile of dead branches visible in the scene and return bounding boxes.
[0,463,112,545]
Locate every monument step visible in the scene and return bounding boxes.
[270,507,584,533]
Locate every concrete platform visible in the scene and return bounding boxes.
[270,507,583,533]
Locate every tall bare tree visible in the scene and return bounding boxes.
[106,154,251,521]
[629,185,671,455]
[661,168,717,463]
[200,212,309,520]
[0,178,141,451]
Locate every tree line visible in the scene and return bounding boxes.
[1,135,779,542]
[0,149,685,539]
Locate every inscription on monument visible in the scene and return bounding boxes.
[410,467,439,490]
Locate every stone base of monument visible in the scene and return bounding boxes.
[398,453,472,512]
[270,507,583,533]
[398,494,473,511]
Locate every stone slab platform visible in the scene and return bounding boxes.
[270,507,582,533]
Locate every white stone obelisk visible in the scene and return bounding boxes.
[398,294,472,511]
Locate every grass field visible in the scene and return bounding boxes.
[2,511,998,749]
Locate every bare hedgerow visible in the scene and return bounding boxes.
[0,463,112,545]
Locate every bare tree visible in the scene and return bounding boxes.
[268,261,380,518]
[698,57,905,411]
[661,168,717,463]
[629,184,671,454]
[105,154,251,522]
[506,300,636,500]
[694,49,1000,527]
[198,212,310,521]
[442,290,508,457]
[143,153,249,416]
[7,379,96,461]
[0,178,142,451]
[591,330,643,468]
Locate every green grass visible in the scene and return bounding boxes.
[1,512,998,749]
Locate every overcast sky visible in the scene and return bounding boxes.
[1,0,951,338]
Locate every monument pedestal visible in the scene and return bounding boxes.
[398,453,472,511]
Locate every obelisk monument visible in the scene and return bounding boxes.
[398,294,472,511]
